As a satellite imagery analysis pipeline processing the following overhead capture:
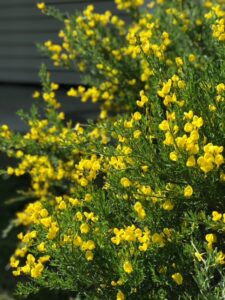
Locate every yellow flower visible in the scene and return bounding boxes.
[183,110,194,120]
[32,91,40,98]
[31,262,44,278]
[123,261,133,274]
[162,200,174,211]
[139,243,148,251]
[175,57,183,67]
[37,2,46,10]
[134,201,142,211]
[169,151,178,162]
[38,255,50,263]
[10,256,20,268]
[37,242,45,252]
[205,233,217,244]
[216,83,225,94]
[216,251,225,265]
[80,223,90,234]
[133,201,146,219]
[159,120,169,131]
[188,54,196,62]
[132,111,142,121]
[75,211,83,221]
[47,223,59,240]
[117,290,125,300]
[67,88,78,97]
[120,177,131,187]
[212,211,222,221]
[171,272,183,285]
[178,80,185,89]
[12,269,21,276]
[133,130,142,139]
[73,236,83,247]
[85,251,94,261]
[192,116,203,128]
[85,193,93,202]
[51,83,59,90]
[184,185,193,197]
[26,254,35,265]
[79,178,88,187]
[152,233,165,247]
[186,156,196,167]
[184,122,193,133]
[58,201,67,210]
[209,104,216,112]
[194,251,204,262]
[7,166,14,175]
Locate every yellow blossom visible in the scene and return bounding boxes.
[175,57,183,67]
[80,223,90,234]
[132,111,142,121]
[184,185,193,197]
[85,251,94,261]
[117,290,125,300]
[123,261,133,274]
[194,251,204,262]
[171,273,183,285]
[120,177,131,187]
[212,211,222,221]
[37,2,46,10]
[162,200,174,211]
[205,233,217,244]
[32,91,40,98]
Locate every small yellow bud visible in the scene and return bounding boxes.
[120,177,131,188]
[132,111,142,121]
[188,54,196,63]
[212,211,222,221]
[123,261,133,274]
[37,2,46,10]
[184,185,193,197]
[171,272,183,285]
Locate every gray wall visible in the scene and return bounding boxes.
[0,0,120,84]
[0,0,124,129]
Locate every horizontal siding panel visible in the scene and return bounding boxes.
[0,2,119,20]
[51,70,81,85]
[0,0,109,7]
[0,46,41,58]
[0,0,122,84]
[0,7,43,19]
[0,58,50,69]
[0,19,61,33]
[0,32,59,45]
[0,70,81,85]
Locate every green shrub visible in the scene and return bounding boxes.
[0,0,225,299]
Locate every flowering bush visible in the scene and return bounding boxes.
[1,0,225,299]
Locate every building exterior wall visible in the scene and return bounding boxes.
[0,0,120,84]
[0,0,124,129]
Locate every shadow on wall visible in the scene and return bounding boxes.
[0,83,100,132]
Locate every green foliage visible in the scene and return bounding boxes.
[0,0,225,299]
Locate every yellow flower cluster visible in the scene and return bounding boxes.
[206,4,225,41]
[197,143,224,173]
[114,0,144,11]
[0,124,11,138]
[157,75,186,107]
[111,225,173,251]
[212,17,225,41]
[11,253,50,278]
